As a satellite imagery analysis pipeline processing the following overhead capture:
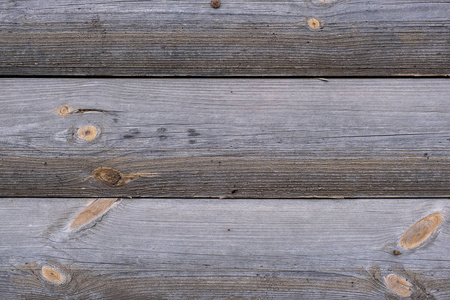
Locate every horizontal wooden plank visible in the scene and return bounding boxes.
[0,78,449,198]
[0,0,449,76]
[1,197,450,298]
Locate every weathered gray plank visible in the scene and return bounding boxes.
[1,197,449,299]
[0,78,448,198]
[0,0,449,76]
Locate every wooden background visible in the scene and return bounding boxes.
[0,0,449,299]
[0,0,449,76]
[0,79,448,198]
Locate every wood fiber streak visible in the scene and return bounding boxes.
[1,198,450,299]
[0,0,449,76]
[0,79,448,198]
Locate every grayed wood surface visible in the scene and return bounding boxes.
[0,78,449,198]
[0,0,449,76]
[0,197,449,299]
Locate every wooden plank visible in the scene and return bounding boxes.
[0,78,449,198]
[1,197,450,298]
[0,0,449,76]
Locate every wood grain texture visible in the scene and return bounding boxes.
[0,0,449,76]
[1,197,450,299]
[0,78,449,198]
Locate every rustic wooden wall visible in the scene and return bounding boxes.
[0,0,449,299]
[0,79,448,198]
[2,198,450,299]
[0,0,449,76]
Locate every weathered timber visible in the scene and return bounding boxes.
[0,0,449,76]
[1,198,450,299]
[0,78,448,198]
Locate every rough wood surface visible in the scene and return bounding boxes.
[1,197,450,299]
[0,78,449,198]
[0,0,449,76]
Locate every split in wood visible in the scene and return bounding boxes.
[384,274,411,297]
[399,212,443,249]
[53,105,110,117]
[69,198,121,230]
[92,167,158,187]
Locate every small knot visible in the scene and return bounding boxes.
[77,125,99,141]
[94,167,125,187]
[92,168,158,187]
[54,105,77,117]
[211,0,220,9]
[308,18,322,30]
[41,266,66,285]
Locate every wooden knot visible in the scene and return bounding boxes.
[41,266,66,285]
[393,250,402,256]
[384,274,411,297]
[308,18,322,30]
[211,0,220,8]
[92,168,159,187]
[94,167,126,187]
[399,212,443,249]
[77,125,99,141]
[54,105,77,117]
[70,199,120,230]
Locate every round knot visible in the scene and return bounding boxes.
[308,18,322,30]
[93,167,125,187]
[211,0,220,9]
[77,125,99,141]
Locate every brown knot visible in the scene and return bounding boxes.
[54,105,77,117]
[211,0,220,8]
[93,167,126,187]
[384,274,411,297]
[41,266,66,285]
[308,18,322,30]
[77,125,99,141]
[399,212,443,249]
